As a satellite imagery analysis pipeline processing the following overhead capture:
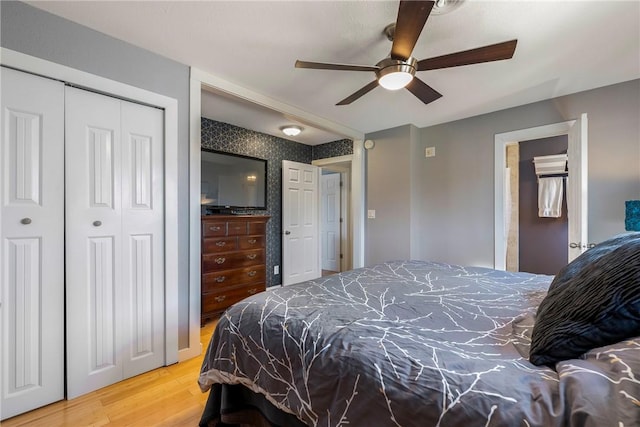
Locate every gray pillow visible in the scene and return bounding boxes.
[529,233,640,366]
[548,233,638,292]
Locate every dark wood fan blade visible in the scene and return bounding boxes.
[295,60,379,72]
[336,81,379,106]
[417,40,518,71]
[391,1,435,60]
[405,77,442,105]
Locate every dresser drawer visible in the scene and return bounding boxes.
[226,221,248,236]
[202,248,264,272]
[247,221,267,235]
[203,236,238,253]
[202,266,266,293]
[202,283,265,313]
[202,221,226,237]
[238,235,265,250]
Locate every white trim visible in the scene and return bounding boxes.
[494,120,582,271]
[180,73,204,362]
[313,154,353,167]
[352,140,366,268]
[1,47,180,365]
[313,155,353,271]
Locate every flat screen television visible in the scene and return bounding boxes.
[201,149,267,213]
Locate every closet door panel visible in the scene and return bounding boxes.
[120,101,165,378]
[0,68,64,419]
[65,87,123,399]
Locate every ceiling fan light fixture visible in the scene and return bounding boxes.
[281,125,303,136]
[376,58,417,90]
[378,70,414,90]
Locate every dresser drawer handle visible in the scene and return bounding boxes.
[247,239,257,244]
[214,295,226,303]
[209,226,221,232]
[247,288,258,295]
[247,254,257,260]
[247,270,257,277]
[214,257,226,264]
[215,241,226,247]
[215,276,226,283]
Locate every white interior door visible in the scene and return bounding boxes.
[65,87,165,398]
[567,113,588,262]
[282,160,320,285]
[120,101,165,379]
[321,173,340,272]
[0,68,65,419]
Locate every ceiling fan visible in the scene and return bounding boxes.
[295,0,517,106]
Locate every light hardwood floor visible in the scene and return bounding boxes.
[3,320,218,427]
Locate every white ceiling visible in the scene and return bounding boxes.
[28,1,640,145]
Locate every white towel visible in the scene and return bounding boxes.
[538,177,563,218]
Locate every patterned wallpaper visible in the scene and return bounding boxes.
[201,118,352,286]
[313,138,353,160]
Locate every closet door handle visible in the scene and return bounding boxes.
[93,220,102,227]
[20,218,32,225]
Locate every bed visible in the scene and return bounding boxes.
[199,252,640,426]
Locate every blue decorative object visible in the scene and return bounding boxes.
[626,200,640,231]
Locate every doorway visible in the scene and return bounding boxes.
[314,157,353,273]
[494,115,589,271]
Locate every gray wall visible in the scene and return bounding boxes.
[365,79,640,268]
[1,1,192,348]
[365,125,420,265]
[518,136,568,275]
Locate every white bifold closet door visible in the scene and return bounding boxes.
[0,67,65,420]
[65,87,165,399]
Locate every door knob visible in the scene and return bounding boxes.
[20,218,32,225]
[284,231,291,235]
[569,242,580,248]
[93,220,102,227]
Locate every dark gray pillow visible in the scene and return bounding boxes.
[529,233,640,366]
[548,233,638,292]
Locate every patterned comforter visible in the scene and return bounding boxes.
[199,261,640,427]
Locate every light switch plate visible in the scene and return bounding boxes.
[367,209,376,219]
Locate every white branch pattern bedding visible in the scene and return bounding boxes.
[199,261,640,427]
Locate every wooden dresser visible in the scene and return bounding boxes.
[201,215,270,325]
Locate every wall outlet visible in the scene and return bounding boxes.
[425,147,436,157]
[274,265,279,275]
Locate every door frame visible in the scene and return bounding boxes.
[189,68,366,357]
[0,48,180,364]
[313,156,353,272]
[494,116,588,270]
